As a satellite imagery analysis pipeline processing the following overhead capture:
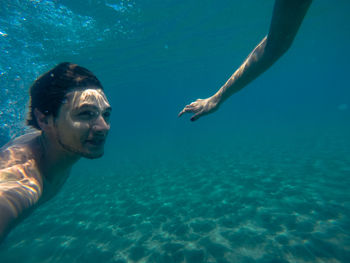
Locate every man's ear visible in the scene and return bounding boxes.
[34,108,53,131]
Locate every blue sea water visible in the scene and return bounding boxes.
[0,0,350,262]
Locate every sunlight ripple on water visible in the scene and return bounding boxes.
[0,0,136,140]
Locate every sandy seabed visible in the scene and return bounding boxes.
[1,133,349,263]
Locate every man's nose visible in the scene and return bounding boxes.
[92,115,110,132]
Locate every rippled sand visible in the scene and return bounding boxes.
[1,132,349,263]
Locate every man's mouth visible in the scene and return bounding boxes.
[85,138,105,147]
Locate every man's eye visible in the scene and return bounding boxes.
[103,112,111,118]
[79,111,96,117]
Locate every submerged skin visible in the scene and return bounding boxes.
[0,88,111,242]
[179,0,313,121]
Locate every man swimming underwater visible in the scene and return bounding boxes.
[0,62,111,242]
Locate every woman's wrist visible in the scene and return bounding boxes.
[211,90,223,108]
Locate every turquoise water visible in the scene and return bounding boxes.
[1,0,350,262]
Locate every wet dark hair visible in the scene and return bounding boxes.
[27,62,103,130]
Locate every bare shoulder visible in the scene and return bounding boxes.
[0,131,43,197]
[0,131,41,168]
[0,130,40,151]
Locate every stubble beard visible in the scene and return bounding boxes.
[56,132,103,160]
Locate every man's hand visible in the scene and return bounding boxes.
[178,96,219,121]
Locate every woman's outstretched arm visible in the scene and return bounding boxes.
[179,0,313,121]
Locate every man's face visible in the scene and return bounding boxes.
[53,87,111,159]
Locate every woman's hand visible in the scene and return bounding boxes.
[178,96,219,121]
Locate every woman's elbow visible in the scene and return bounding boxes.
[266,35,294,60]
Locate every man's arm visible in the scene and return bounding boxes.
[0,167,42,243]
[179,0,313,121]
[0,196,16,243]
